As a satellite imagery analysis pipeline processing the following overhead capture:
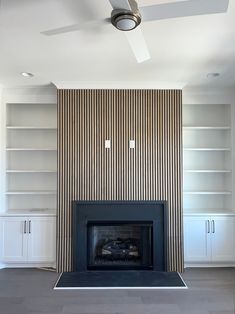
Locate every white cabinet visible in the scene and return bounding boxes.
[28,217,55,262]
[184,215,235,263]
[211,217,235,261]
[0,89,57,268]
[184,216,211,262]
[0,217,27,262]
[0,216,56,265]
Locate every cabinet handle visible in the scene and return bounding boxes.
[29,220,31,234]
[212,220,215,233]
[207,220,210,233]
[24,221,27,234]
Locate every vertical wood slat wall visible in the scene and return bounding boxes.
[57,89,183,272]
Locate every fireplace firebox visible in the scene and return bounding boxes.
[87,222,153,270]
[73,201,167,272]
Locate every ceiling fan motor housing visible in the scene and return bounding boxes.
[111,8,141,31]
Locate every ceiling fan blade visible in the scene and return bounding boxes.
[140,0,229,23]
[41,19,109,36]
[125,27,150,63]
[109,0,132,10]
[41,23,83,36]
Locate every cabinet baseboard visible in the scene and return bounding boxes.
[0,262,56,269]
[185,262,235,268]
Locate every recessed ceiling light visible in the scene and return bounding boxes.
[21,72,34,77]
[207,73,220,78]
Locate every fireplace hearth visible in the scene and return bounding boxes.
[73,201,167,272]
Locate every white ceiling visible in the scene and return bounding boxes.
[0,0,234,89]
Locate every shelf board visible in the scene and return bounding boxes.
[183,126,231,130]
[6,126,57,130]
[6,191,57,195]
[0,209,57,217]
[183,148,231,151]
[184,170,231,173]
[6,101,57,106]
[183,209,235,215]
[6,170,57,173]
[184,191,232,195]
[6,148,57,151]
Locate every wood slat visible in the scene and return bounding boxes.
[57,89,183,272]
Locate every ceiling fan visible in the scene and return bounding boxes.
[41,0,229,63]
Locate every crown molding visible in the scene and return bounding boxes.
[53,81,185,90]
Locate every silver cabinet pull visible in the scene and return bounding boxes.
[24,221,27,234]
[29,220,31,234]
[207,220,210,233]
[212,220,215,233]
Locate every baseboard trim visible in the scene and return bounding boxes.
[0,262,55,269]
[0,263,5,269]
[185,263,235,268]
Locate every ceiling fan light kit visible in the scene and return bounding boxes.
[111,10,141,31]
[111,0,141,31]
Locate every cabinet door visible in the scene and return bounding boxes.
[211,217,235,262]
[184,216,211,262]
[0,218,28,262]
[27,217,56,262]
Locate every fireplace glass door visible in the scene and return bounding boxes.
[87,222,153,270]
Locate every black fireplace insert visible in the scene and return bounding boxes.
[73,201,167,272]
[87,221,153,270]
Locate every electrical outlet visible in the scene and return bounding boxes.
[129,140,135,149]
[105,140,111,149]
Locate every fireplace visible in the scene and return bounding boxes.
[73,201,167,272]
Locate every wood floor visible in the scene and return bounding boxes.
[0,268,234,314]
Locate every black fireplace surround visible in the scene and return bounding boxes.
[72,201,167,272]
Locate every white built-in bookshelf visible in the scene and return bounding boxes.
[183,103,232,213]
[5,103,57,213]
